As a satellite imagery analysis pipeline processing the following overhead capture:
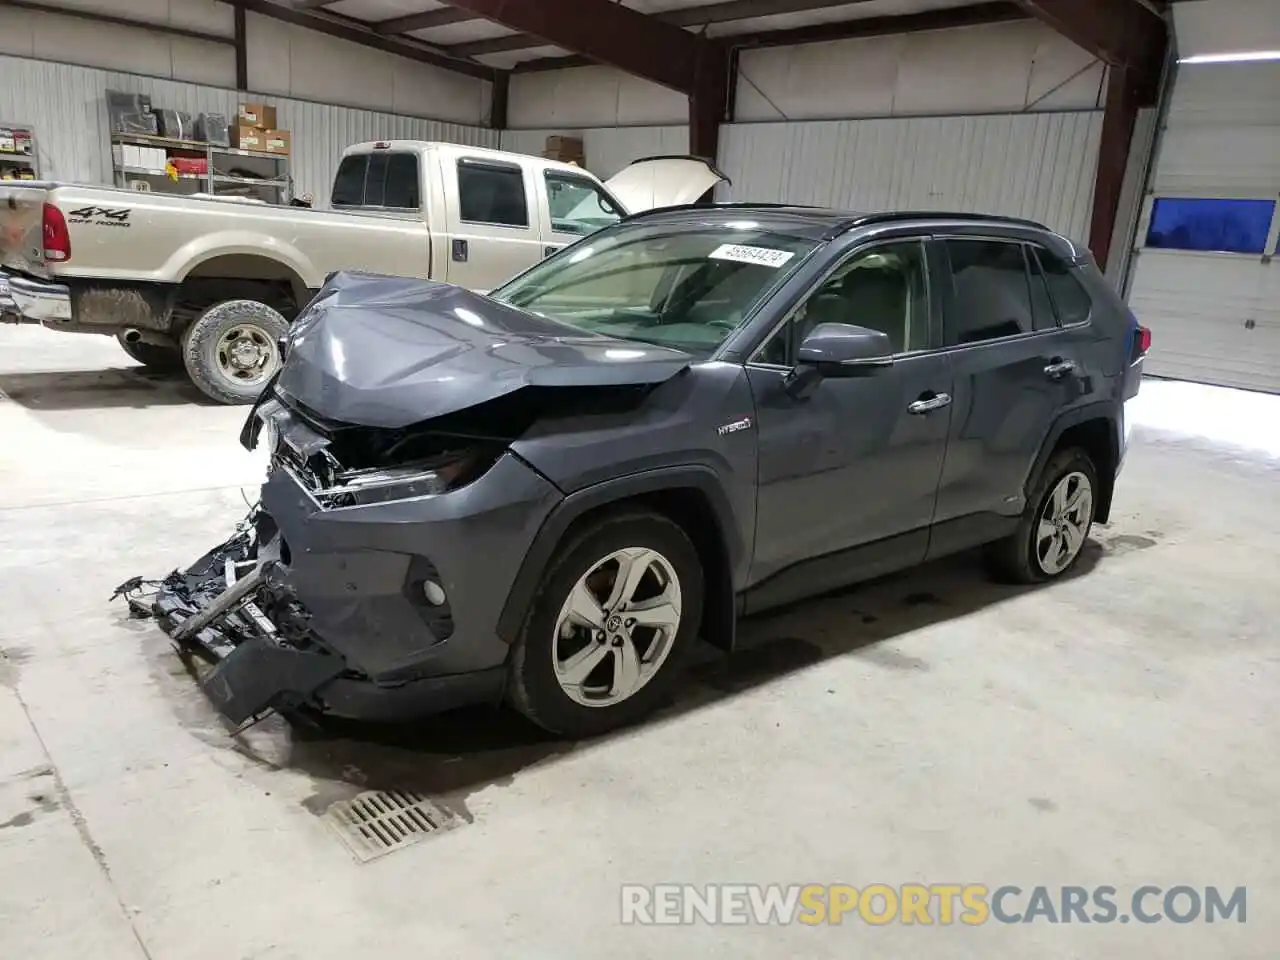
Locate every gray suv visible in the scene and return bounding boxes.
[135,205,1151,737]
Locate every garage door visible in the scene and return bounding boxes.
[1125,3,1280,394]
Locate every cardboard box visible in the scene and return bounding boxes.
[545,135,583,153]
[238,102,277,130]
[261,130,291,155]
[231,124,265,151]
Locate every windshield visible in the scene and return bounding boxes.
[489,225,819,357]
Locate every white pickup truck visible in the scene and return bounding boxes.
[0,141,724,403]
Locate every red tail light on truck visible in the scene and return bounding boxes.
[42,203,71,262]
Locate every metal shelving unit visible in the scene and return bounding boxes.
[0,122,39,181]
[110,132,291,202]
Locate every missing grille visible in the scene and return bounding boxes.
[323,789,461,863]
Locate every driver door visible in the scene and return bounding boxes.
[537,169,625,257]
[743,238,954,611]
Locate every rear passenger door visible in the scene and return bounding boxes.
[443,156,544,291]
[929,234,1101,555]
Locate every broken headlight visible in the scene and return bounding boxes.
[320,451,491,508]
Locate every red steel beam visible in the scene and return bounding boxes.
[734,1,1029,50]
[1014,0,1166,82]
[1088,65,1142,270]
[433,0,712,93]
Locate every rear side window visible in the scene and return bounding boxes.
[1034,247,1092,326]
[457,159,529,227]
[944,239,1035,344]
[1025,246,1059,331]
[330,155,367,208]
[330,152,420,209]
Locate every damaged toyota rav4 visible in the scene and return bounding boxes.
[128,205,1150,737]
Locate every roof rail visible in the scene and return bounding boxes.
[619,201,824,224]
[841,210,1052,232]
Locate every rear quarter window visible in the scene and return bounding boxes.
[1034,247,1093,326]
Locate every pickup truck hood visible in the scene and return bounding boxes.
[603,156,729,213]
[277,271,691,429]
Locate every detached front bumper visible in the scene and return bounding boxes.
[0,268,72,324]
[148,419,562,725]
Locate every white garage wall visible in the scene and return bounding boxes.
[0,54,499,205]
[0,2,491,122]
[734,20,1106,121]
[0,0,236,86]
[719,111,1103,242]
[500,126,689,179]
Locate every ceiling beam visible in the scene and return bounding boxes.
[217,0,496,80]
[1013,0,1167,77]
[447,0,880,57]
[373,7,479,34]
[0,0,236,45]
[432,0,716,93]
[734,1,1029,50]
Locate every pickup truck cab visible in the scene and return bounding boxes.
[0,142,724,403]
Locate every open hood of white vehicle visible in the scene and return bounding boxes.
[603,155,729,214]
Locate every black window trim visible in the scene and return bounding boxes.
[1026,241,1094,331]
[935,233,1081,353]
[543,169,626,237]
[330,151,423,212]
[456,156,532,230]
[747,235,938,370]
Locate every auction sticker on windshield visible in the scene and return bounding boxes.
[709,244,795,268]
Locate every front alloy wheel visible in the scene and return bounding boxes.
[508,510,703,737]
[553,547,683,708]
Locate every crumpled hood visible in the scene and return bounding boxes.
[277,271,691,429]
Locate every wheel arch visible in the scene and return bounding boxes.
[180,253,312,315]
[1026,403,1121,524]
[497,465,742,653]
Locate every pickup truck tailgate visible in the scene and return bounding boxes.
[0,183,49,278]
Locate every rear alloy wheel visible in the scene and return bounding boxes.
[509,511,703,737]
[182,299,287,405]
[985,448,1098,584]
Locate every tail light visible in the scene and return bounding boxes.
[42,203,71,262]
[1136,330,1157,360]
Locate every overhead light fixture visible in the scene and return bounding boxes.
[1178,50,1280,64]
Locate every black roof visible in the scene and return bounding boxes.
[622,202,1057,243]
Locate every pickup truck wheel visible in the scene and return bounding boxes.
[182,300,287,405]
[508,510,703,738]
[116,333,184,373]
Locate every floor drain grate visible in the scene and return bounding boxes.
[323,789,461,863]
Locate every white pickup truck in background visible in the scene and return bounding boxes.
[0,141,725,403]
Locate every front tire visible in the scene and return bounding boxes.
[117,333,184,373]
[508,510,704,738]
[985,448,1098,584]
[181,299,287,405]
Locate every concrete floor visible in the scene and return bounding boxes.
[0,325,1276,959]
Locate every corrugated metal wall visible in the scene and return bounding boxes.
[500,126,689,179]
[0,54,498,206]
[718,111,1103,243]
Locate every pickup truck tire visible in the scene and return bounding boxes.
[182,299,287,405]
[116,333,184,373]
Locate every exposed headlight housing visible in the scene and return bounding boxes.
[322,455,478,508]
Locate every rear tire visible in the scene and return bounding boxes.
[116,333,183,373]
[985,448,1098,584]
[181,299,287,405]
[508,510,703,738]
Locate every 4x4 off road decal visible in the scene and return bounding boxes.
[66,206,131,228]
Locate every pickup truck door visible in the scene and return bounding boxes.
[442,154,545,292]
[535,168,627,257]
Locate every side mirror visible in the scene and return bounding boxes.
[796,322,894,375]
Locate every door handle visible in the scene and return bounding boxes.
[543,245,560,258]
[1044,359,1077,379]
[908,392,952,415]
[451,238,468,262]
